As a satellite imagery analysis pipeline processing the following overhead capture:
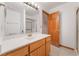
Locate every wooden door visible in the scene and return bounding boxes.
[48,12,60,47]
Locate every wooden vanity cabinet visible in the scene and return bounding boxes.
[45,42,50,56]
[30,39,46,56]
[30,36,51,56]
[0,36,51,56]
[30,49,39,56]
[29,39,45,52]
[1,45,29,56]
[30,44,45,56]
[38,45,45,56]
[45,37,51,56]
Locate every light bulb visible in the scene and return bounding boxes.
[31,2,35,5]
[35,4,38,7]
[38,6,40,8]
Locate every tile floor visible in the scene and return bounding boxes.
[50,45,78,56]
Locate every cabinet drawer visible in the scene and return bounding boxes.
[5,45,28,56]
[30,39,45,52]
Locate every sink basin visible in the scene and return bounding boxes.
[26,33,35,39]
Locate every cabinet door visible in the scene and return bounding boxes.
[30,45,45,56]
[38,45,45,56]
[46,42,50,56]
[30,49,38,56]
[30,39,45,52]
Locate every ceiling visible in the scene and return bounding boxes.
[36,2,66,12]
[26,2,66,16]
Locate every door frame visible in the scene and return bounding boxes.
[42,10,49,34]
[76,8,79,52]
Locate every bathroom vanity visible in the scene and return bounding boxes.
[0,2,51,56]
[0,33,51,56]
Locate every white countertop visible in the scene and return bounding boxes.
[0,33,50,54]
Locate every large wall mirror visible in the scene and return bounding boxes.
[3,2,39,36]
[25,4,38,33]
[1,2,39,37]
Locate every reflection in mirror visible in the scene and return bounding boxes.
[5,8,21,35]
[25,3,38,33]
[26,18,34,33]
[3,2,25,37]
[1,2,39,39]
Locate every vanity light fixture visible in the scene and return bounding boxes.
[0,3,5,6]
[24,2,39,10]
